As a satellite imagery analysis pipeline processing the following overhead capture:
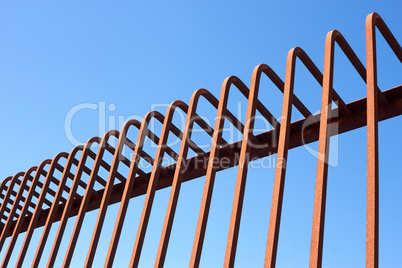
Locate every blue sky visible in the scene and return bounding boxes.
[0,1,401,267]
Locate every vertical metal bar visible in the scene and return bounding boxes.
[264,46,337,267]
[0,177,12,226]
[104,112,157,267]
[223,66,262,267]
[130,103,183,267]
[46,138,100,268]
[264,48,297,268]
[366,13,379,268]
[365,12,402,268]
[0,177,12,207]
[0,167,38,253]
[16,149,79,268]
[154,89,207,267]
[2,158,56,268]
[89,117,171,267]
[27,147,82,268]
[309,31,334,268]
[189,85,230,267]
[0,174,23,225]
[131,98,216,267]
[189,74,282,267]
[309,28,376,268]
[84,121,138,267]
[63,131,118,267]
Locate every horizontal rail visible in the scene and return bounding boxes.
[8,83,402,237]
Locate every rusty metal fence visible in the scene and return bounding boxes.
[0,12,401,267]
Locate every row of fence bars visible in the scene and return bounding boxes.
[0,12,400,268]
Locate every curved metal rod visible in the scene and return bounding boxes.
[155,67,288,267]
[84,119,146,267]
[190,63,287,267]
[223,64,284,267]
[102,110,171,266]
[127,101,192,267]
[63,130,122,267]
[45,137,102,268]
[101,111,169,266]
[0,175,26,225]
[129,86,243,267]
[103,100,215,266]
[0,176,12,196]
[82,113,183,267]
[308,28,390,268]
[264,46,332,268]
[16,146,83,267]
[0,172,25,223]
[152,88,225,267]
[2,153,68,268]
[128,97,224,267]
[0,176,12,211]
[365,12,402,268]
[81,94,215,267]
[0,165,42,253]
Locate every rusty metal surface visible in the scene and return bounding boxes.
[0,12,401,267]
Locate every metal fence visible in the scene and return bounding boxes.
[0,12,401,268]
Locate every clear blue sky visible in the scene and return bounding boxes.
[0,1,401,267]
